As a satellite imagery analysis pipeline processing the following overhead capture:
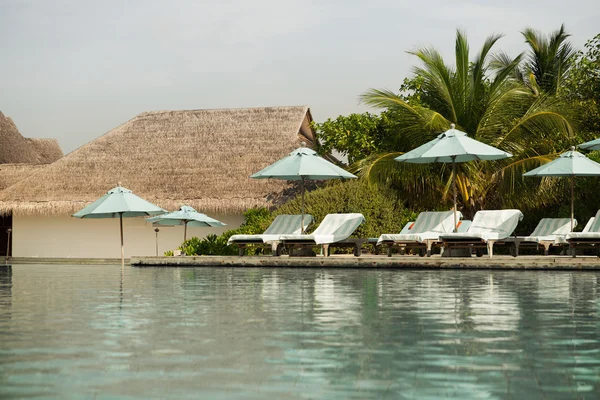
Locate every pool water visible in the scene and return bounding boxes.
[0,264,599,399]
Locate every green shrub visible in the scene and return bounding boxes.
[180,234,235,256]
[178,208,274,256]
[275,179,417,238]
[175,179,419,255]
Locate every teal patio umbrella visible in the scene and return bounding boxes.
[579,138,600,151]
[523,147,600,231]
[251,143,356,233]
[73,185,166,267]
[147,205,226,241]
[395,124,512,231]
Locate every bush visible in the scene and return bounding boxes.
[176,179,418,256]
[178,208,274,256]
[275,179,416,238]
[180,234,235,256]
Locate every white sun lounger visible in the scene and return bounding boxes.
[377,211,461,257]
[278,213,366,256]
[502,218,576,256]
[566,210,600,257]
[367,221,414,254]
[440,209,524,257]
[228,214,313,256]
[457,220,471,233]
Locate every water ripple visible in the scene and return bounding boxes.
[0,266,599,399]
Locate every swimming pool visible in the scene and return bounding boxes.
[0,265,598,399]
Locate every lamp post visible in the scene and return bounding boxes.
[154,228,160,256]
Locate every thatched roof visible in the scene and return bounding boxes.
[0,106,317,215]
[29,138,64,163]
[0,164,47,191]
[0,111,63,164]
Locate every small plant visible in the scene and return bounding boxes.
[179,234,237,256]
[172,208,274,256]
[164,250,174,256]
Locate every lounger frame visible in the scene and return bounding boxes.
[278,238,366,257]
[228,214,313,256]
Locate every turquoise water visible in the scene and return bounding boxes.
[0,265,599,399]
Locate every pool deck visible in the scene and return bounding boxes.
[5,255,600,270]
[129,254,600,270]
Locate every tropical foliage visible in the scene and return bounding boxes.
[274,179,416,239]
[562,33,600,135]
[177,180,416,255]
[352,29,580,218]
[178,208,273,256]
[177,27,600,253]
[313,112,401,164]
[520,24,576,95]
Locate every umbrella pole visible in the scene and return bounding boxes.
[5,228,11,264]
[155,228,159,257]
[301,177,305,234]
[571,175,575,232]
[452,158,458,232]
[184,221,188,242]
[119,212,124,268]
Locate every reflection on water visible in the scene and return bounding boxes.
[0,265,599,399]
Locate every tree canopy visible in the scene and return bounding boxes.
[316,28,594,218]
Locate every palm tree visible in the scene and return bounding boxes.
[522,24,576,95]
[358,30,575,218]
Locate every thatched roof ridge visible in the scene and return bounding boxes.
[0,105,316,215]
[28,138,64,163]
[0,111,63,164]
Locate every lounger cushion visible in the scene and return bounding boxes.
[377,211,459,245]
[505,218,574,245]
[280,213,365,244]
[228,214,313,244]
[566,232,600,241]
[566,210,600,241]
[441,209,523,242]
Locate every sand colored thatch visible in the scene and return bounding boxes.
[0,164,47,191]
[29,138,64,164]
[0,106,318,215]
[0,111,63,164]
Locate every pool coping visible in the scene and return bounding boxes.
[6,255,600,270]
[129,255,600,270]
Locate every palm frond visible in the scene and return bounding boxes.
[493,94,574,153]
[352,152,448,210]
[492,153,568,209]
[360,89,451,147]
[522,24,576,94]
[409,46,457,122]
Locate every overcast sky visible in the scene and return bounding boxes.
[1,0,598,154]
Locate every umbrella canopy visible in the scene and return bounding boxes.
[396,124,512,163]
[523,147,600,231]
[147,205,226,241]
[251,144,357,232]
[251,145,356,180]
[579,138,600,151]
[395,124,512,230]
[73,185,166,266]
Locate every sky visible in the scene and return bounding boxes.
[1,0,599,154]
